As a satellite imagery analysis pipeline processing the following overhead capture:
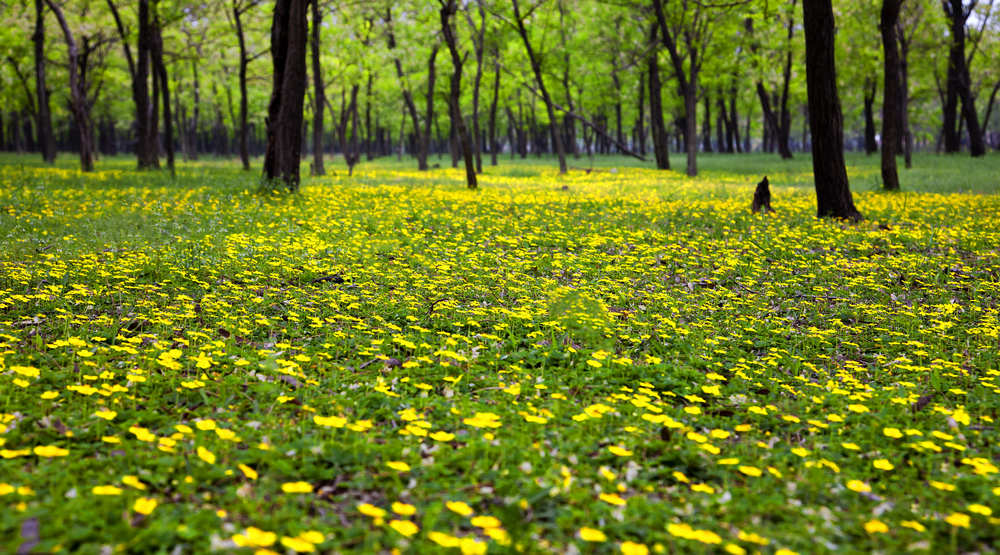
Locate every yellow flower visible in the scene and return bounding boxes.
[620,541,649,555]
[470,515,501,529]
[196,446,216,465]
[446,500,475,516]
[724,544,746,555]
[462,412,502,428]
[459,537,487,555]
[94,409,117,421]
[968,504,992,516]
[738,465,762,477]
[386,460,411,472]
[945,512,971,528]
[238,463,258,480]
[92,485,123,496]
[864,519,888,534]
[133,497,158,515]
[280,536,315,552]
[391,501,416,516]
[599,492,627,506]
[429,431,455,442]
[846,480,871,493]
[429,531,460,547]
[314,415,347,428]
[281,481,313,494]
[388,519,419,537]
[900,520,926,532]
[33,445,69,458]
[872,459,894,471]
[579,527,607,542]
[882,427,902,438]
[608,445,633,457]
[122,475,147,490]
[358,503,387,519]
[232,527,277,548]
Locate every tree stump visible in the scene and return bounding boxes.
[751,176,772,214]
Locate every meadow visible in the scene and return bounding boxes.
[1,151,999,554]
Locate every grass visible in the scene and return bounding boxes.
[1,151,999,553]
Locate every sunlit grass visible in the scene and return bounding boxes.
[1,152,999,553]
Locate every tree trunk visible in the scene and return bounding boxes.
[189,59,200,160]
[108,0,158,168]
[419,44,439,170]
[647,24,670,170]
[440,1,476,188]
[637,70,646,156]
[487,55,501,166]
[46,0,93,171]
[701,91,712,152]
[942,0,984,155]
[33,0,56,163]
[310,0,324,175]
[880,0,902,191]
[863,78,878,154]
[652,0,697,175]
[512,0,567,174]
[802,0,861,220]
[151,7,174,175]
[263,0,308,192]
[385,7,427,170]
[234,0,251,170]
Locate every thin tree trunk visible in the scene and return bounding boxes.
[310,0,324,175]
[511,0,567,174]
[234,0,251,170]
[487,54,501,166]
[46,0,93,171]
[440,0,476,188]
[863,78,878,154]
[898,20,912,168]
[151,8,174,176]
[802,0,861,220]
[385,7,427,170]
[33,0,56,163]
[420,44,439,170]
[647,23,670,170]
[880,0,902,191]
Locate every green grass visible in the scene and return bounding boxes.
[1,152,999,553]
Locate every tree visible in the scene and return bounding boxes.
[232,0,261,171]
[33,0,56,163]
[802,0,861,220]
[880,0,903,191]
[107,0,159,169]
[263,0,308,192]
[941,0,986,156]
[439,0,477,188]
[647,22,671,170]
[510,0,568,174]
[46,0,94,172]
[309,0,324,176]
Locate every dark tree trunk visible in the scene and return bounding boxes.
[776,2,795,159]
[189,59,200,160]
[151,8,173,175]
[33,0,56,163]
[365,71,374,161]
[647,24,670,170]
[420,44,439,170]
[487,54,501,166]
[310,0,324,175]
[802,0,861,220]
[234,0,251,170]
[637,70,646,156]
[729,89,742,153]
[863,78,878,154]
[512,0,567,174]
[467,1,486,173]
[898,20,913,168]
[943,0,985,156]
[385,7,428,170]
[47,0,93,171]
[107,0,157,168]
[701,91,712,152]
[263,0,308,192]
[440,0,476,189]
[653,0,697,175]
[880,0,903,191]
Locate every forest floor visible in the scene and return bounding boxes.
[1,152,999,553]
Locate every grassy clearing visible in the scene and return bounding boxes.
[1,152,999,553]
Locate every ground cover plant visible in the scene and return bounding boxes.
[1,153,999,553]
